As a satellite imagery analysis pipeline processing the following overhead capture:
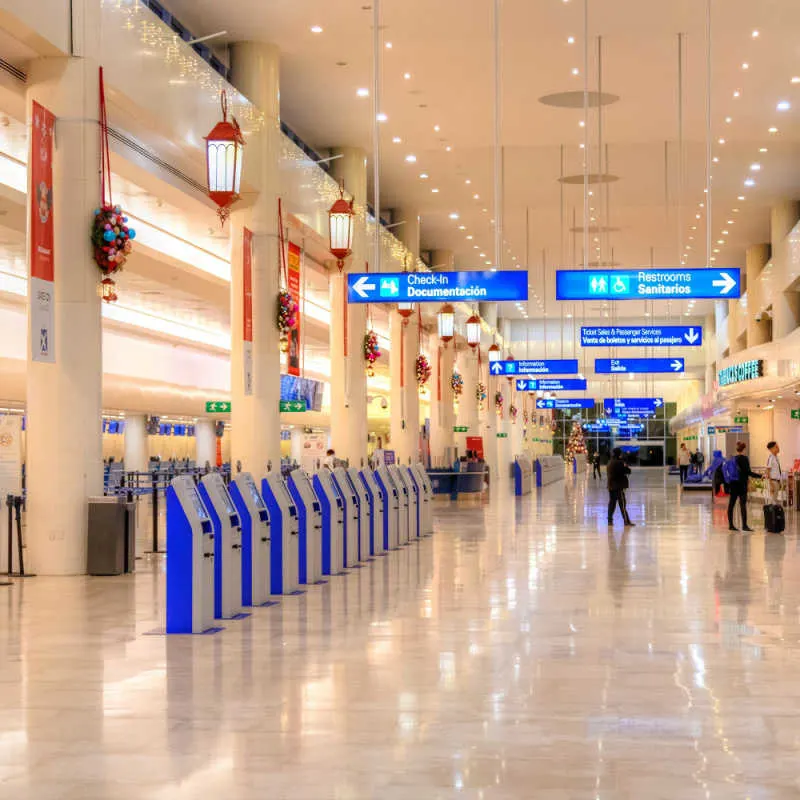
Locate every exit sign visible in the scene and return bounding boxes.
[280,400,307,413]
[734,415,749,424]
[496,433,508,439]
[205,401,231,413]
[792,410,800,420]
[453,426,469,433]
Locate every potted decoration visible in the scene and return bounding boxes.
[276,289,299,353]
[476,381,487,410]
[363,330,381,376]
[495,390,504,416]
[451,370,464,397]
[509,404,518,423]
[415,353,432,391]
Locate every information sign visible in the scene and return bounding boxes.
[581,325,702,347]
[536,399,595,410]
[603,398,664,418]
[515,378,588,392]
[490,359,579,377]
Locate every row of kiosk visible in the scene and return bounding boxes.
[166,464,434,634]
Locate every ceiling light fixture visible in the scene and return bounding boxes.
[750,162,761,171]
[392,136,401,143]
[777,101,791,111]
[357,87,369,97]
[403,72,411,80]
[404,154,416,162]
[431,188,439,193]
[310,25,323,33]
[725,116,732,123]
[571,68,579,75]
[741,62,749,70]
[759,147,768,152]
[744,178,756,187]
[376,112,388,122]
[466,235,473,240]
[567,36,575,44]
[733,90,741,97]
[769,126,779,133]
[449,212,459,219]
[445,145,452,152]
[433,124,440,132]
[419,172,428,179]
[718,138,726,144]
[385,41,392,49]
[752,29,760,38]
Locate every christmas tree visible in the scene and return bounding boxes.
[565,421,587,461]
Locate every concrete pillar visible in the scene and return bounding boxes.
[429,341,456,466]
[329,148,368,467]
[25,26,103,574]
[124,414,148,472]
[195,420,216,469]
[431,250,455,270]
[771,201,800,339]
[229,42,282,477]
[290,428,303,465]
[747,243,771,346]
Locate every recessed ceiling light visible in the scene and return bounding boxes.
[769,126,779,133]
[579,120,585,128]
[567,36,575,44]
[385,41,392,49]
[744,178,756,187]
[473,193,480,200]
[792,77,800,84]
[449,212,459,219]
[485,260,491,265]
[717,239,725,244]
[741,62,749,70]
[376,112,388,122]
[479,253,486,258]
[404,154,416,162]
[310,25,323,33]
[433,124,440,132]
[392,136,401,144]
[691,225,697,230]
[357,87,369,97]
[571,68,579,76]
[699,202,704,208]
[718,138,726,144]
[689,236,694,240]
[403,72,411,80]
[431,188,439,193]
[482,208,488,212]
[759,147,768,152]
[750,162,761,171]
[722,230,729,235]
[712,157,719,163]
[466,235,473,240]
[727,219,735,224]
[752,30,760,38]
[473,245,479,249]
[458,225,466,230]
[696,213,702,219]
[419,172,428,179]
[725,116,732,123]
[733,90,741,97]
[445,145,452,152]
[777,100,791,111]
[713,248,720,254]
[710,257,716,262]
[738,196,746,201]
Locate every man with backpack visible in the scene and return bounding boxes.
[607,448,634,527]
[724,441,760,532]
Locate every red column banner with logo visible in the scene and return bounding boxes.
[29,100,56,364]
[287,241,301,377]
[242,227,254,395]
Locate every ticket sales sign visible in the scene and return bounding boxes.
[581,325,703,347]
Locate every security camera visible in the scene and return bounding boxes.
[755,312,764,323]
[380,397,388,409]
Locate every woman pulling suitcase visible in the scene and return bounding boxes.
[725,441,760,532]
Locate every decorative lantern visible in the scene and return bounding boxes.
[205,91,245,226]
[488,343,501,362]
[328,181,355,272]
[397,301,414,323]
[466,314,481,349]
[100,277,117,303]
[437,303,455,343]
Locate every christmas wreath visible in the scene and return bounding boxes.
[451,371,464,396]
[476,381,487,409]
[415,353,432,389]
[276,290,299,352]
[509,404,518,423]
[92,204,136,277]
[363,330,381,376]
[495,390,504,415]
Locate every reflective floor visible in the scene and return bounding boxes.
[2,470,800,798]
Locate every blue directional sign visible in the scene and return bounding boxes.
[536,398,596,410]
[515,378,588,392]
[581,325,703,347]
[346,270,528,304]
[556,268,740,300]
[595,358,684,374]
[604,398,665,418]
[490,359,579,377]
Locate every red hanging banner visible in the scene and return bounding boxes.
[437,347,442,401]
[242,227,254,395]
[29,100,56,363]
[287,242,301,377]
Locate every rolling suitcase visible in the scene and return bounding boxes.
[764,503,785,534]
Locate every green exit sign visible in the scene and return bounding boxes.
[792,410,800,421]
[280,400,307,413]
[496,432,508,439]
[734,415,749,424]
[453,426,468,433]
[205,401,231,413]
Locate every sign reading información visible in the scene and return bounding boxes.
[603,398,665,418]
[515,378,588,392]
[490,359,579,377]
[581,325,702,347]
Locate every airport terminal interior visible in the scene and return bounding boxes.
[1,0,800,796]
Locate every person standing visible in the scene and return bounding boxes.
[607,447,634,527]
[727,441,759,532]
[592,451,602,480]
[766,441,784,498]
[323,449,336,470]
[678,443,691,483]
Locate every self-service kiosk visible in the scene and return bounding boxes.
[388,465,412,544]
[394,465,419,540]
[374,466,401,550]
[312,469,345,575]
[332,467,360,566]
[199,473,244,620]
[358,469,386,556]
[229,472,272,606]
[166,475,216,634]
[408,464,433,536]
[261,473,300,594]
[346,467,372,560]
[287,468,324,584]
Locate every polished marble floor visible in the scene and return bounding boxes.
[2,470,800,799]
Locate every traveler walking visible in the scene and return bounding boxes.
[678,443,691,483]
[592,451,602,480]
[607,448,634,527]
[724,441,759,532]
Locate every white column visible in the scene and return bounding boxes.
[290,428,303,465]
[26,28,103,575]
[509,382,524,458]
[429,342,456,466]
[329,148,368,467]
[195,421,216,469]
[124,414,148,472]
[771,200,800,339]
[229,42,282,478]
[746,243,770,347]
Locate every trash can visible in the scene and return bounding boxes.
[88,496,136,575]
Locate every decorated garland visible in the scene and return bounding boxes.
[451,370,464,396]
[363,330,381,376]
[276,289,299,353]
[92,204,135,277]
[523,409,529,426]
[415,353,432,389]
[495,390,504,416]
[509,404,518,424]
[476,381,487,410]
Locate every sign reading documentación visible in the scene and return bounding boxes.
[718,359,764,387]
[347,270,528,304]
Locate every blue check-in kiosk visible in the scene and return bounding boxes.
[514,454,534,496]
[409,464,433,535]
[313,469,346,575]
[398,465,421,540]
[261,473,300,594]
[347,467,372,560]
[287,468,324,584]
[358,469,386,556]
[389,465,412,544]
[166,475,216,634]
[229,472,271,606]
[332,467,360,566]
[199,473,244,620]
[374,466,401,550]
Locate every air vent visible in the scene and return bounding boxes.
[0,58,26,83]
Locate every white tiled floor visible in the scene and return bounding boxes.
[2,470,800,798]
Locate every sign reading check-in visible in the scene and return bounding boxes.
[346,270,528,303]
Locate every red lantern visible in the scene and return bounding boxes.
[437,303,455,343]
[328,182,355,272]
[466,314,481,349]
[205,91,245,226]
[397,302,414,324]
[100,277,117,303]
[488,343,501,362]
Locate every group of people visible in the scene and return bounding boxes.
[722,440,785,532]
[677,445,705,483]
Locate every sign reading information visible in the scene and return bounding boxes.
[604,398,665,418]
[718,360,764,387]
[536,399,595,410]
[515,378,588,392]
[581,325,703,347]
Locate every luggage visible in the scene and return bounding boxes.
[764,503,786,534]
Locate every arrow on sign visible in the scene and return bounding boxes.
[671,360,683,372]
[654,398,664,408]
[490,362,504,375]
[684,328,699,344]
[353,276,376,298]
[712,272,737,295]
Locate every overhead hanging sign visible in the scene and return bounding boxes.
[556,268,741,300]
[581,325,703,347]
[603,398,665,418]
[718,359,764,387]
[346,270,528,303]
[490,358,579,377]
[536,398,595,410]
[515,378,588,392]
[595,358,684,374]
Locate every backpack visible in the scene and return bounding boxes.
[722,457,740,484]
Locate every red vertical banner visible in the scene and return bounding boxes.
[437,347,442,401]
[29,100,55,363]
[342,279,349,358]
[287,242,301,377]
[242,227,254,395]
